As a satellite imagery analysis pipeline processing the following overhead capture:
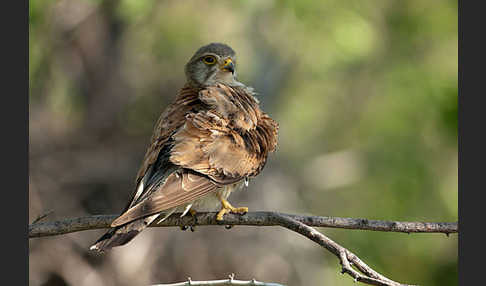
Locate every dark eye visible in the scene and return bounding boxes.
[202,56,216,65]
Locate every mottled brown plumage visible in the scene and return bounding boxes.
[90,43,278,251]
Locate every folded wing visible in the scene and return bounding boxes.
[111,169,219,227]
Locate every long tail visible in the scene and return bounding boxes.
[89,213,160,252]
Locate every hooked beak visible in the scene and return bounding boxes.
[221,58,235,74]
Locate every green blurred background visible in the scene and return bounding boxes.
[29,0,458,285]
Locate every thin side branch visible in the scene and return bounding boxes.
[29,211,458,238]
[270,214,411,286]
[31,209,54,224]
[29,212,456,286]
[152,274,285,286]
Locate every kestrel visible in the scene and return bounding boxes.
[90,43,278,252]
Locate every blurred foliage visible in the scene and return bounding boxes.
[29,1,457,286]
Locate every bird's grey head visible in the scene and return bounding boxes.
[185,43,239,87]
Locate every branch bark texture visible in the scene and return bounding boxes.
[151,275,285,286]
[29,211,457,238]
[29,211,457,286]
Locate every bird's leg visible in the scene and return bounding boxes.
[216,193,248,221]
[189,209,197,232]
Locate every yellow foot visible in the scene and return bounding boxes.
[216,195,248,221]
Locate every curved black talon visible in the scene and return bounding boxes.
[190,226,196,232]
[225,225,233,230]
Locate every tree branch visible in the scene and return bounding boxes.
[271,215,411,286]
[29,211,457,286]
[29,211,457,238]
[151,274,285,286]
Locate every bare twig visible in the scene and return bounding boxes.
[29,211,456,286]
[28,211,458,238]
[31,209,54,224]
[151,274,285,286]
[270,214,411,286]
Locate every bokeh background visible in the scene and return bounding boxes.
[29,0,458,285]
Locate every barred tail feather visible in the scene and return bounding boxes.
[90,213,160,252]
